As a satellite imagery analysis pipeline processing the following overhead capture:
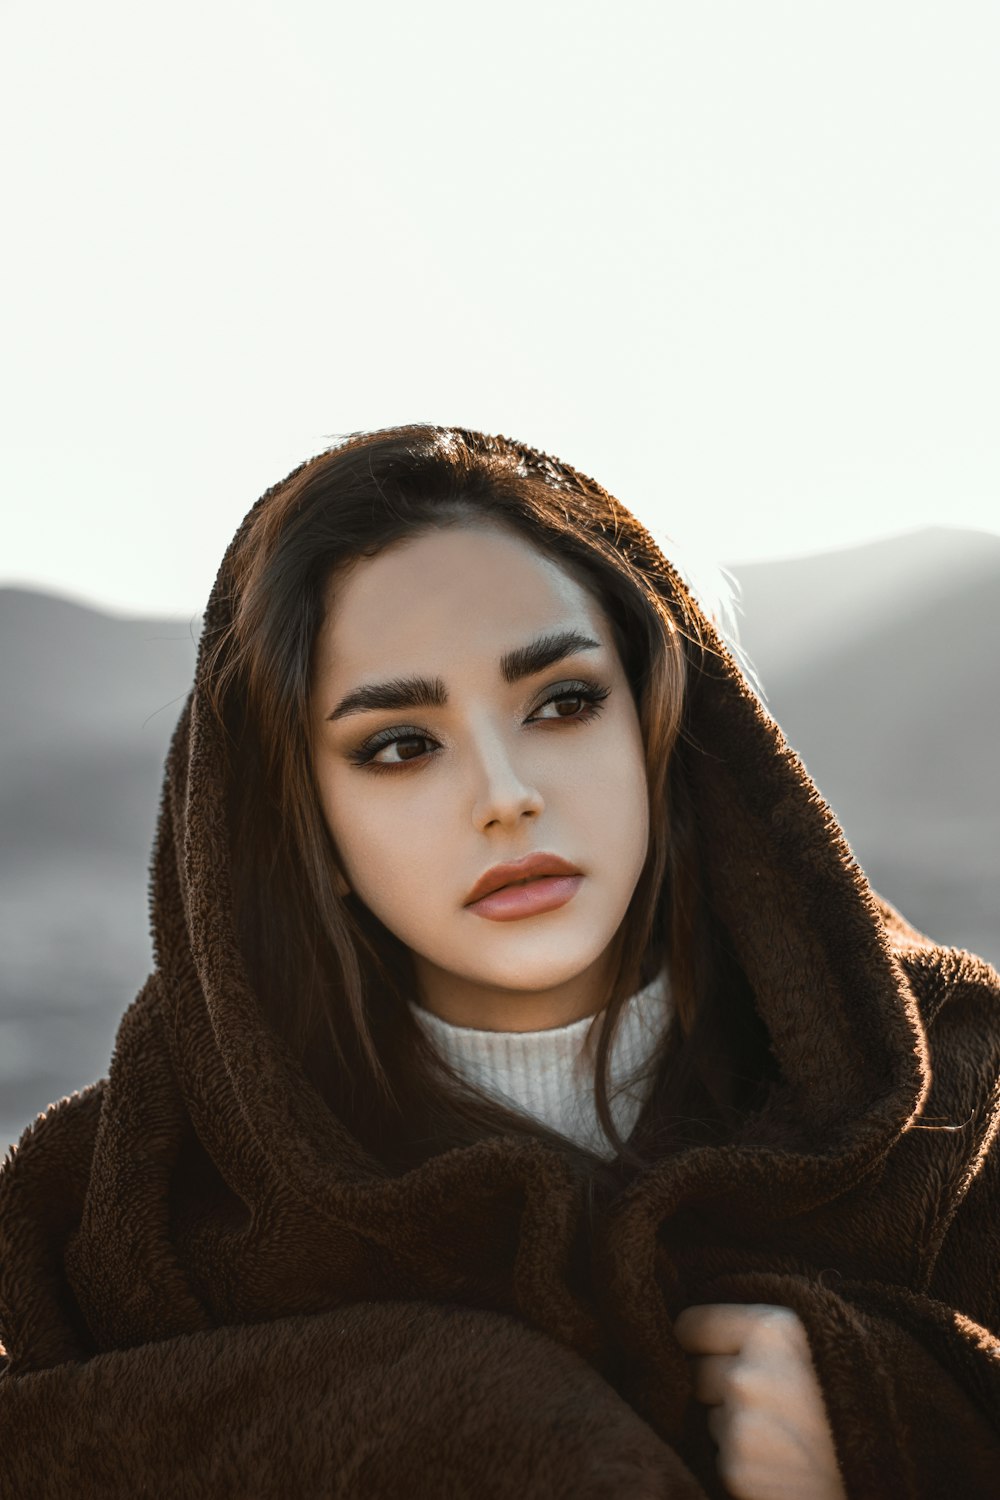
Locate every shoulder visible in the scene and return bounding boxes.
[867,896,1000,1324]
[871,889,1000,1039]
[870,889,1000,1161]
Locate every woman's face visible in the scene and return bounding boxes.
[309,520,650,1031]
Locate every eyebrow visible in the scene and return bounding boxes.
[326,628,603,723]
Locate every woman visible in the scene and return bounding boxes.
[1,423,997,1499]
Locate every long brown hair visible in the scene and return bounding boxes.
[201,424,776,1221]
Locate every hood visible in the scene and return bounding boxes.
[0,428,937,1420]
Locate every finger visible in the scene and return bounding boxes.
[674,1302,747,1355]
[674,1301,796,1355]
[688,1351,740,1407]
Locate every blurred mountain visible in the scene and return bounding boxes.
[0,586,202,764]
[0,591,202,1155]
[2,525,998,1154]
[721,524,1000,686]
[725,528,1000,972]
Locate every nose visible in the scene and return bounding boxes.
[468,727,546,831]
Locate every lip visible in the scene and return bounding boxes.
[464,852,582,906]
[466,875,584,922]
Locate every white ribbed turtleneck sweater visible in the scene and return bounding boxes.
[407,965,673,1159]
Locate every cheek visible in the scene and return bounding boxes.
[320,773,385,867]
[609,768,650,873]
[601,734,650,884]
[320,770,443,907]
[342,810,451,948]
[314,767,344,850]
[579,722,648,834]
[315,765,373,874]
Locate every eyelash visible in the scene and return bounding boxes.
[347,679,613,775]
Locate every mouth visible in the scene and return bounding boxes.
[465,873,584,922]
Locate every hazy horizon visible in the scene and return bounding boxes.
[5,520,998,637]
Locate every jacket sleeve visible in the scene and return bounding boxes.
[0,1297,710,1500]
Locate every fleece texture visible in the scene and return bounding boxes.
[1,436,999,1499]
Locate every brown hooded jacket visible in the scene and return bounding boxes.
[1,437,998,1499]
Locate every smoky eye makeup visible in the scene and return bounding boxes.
[344,676,613,775]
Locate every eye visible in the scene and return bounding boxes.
[347,679,613,775]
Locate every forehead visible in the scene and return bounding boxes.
[315,523,604,673]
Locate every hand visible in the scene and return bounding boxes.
[673,1302,847,1500]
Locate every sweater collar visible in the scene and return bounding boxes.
[406,966,674,1159]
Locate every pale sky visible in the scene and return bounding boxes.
[1,0,997,619]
